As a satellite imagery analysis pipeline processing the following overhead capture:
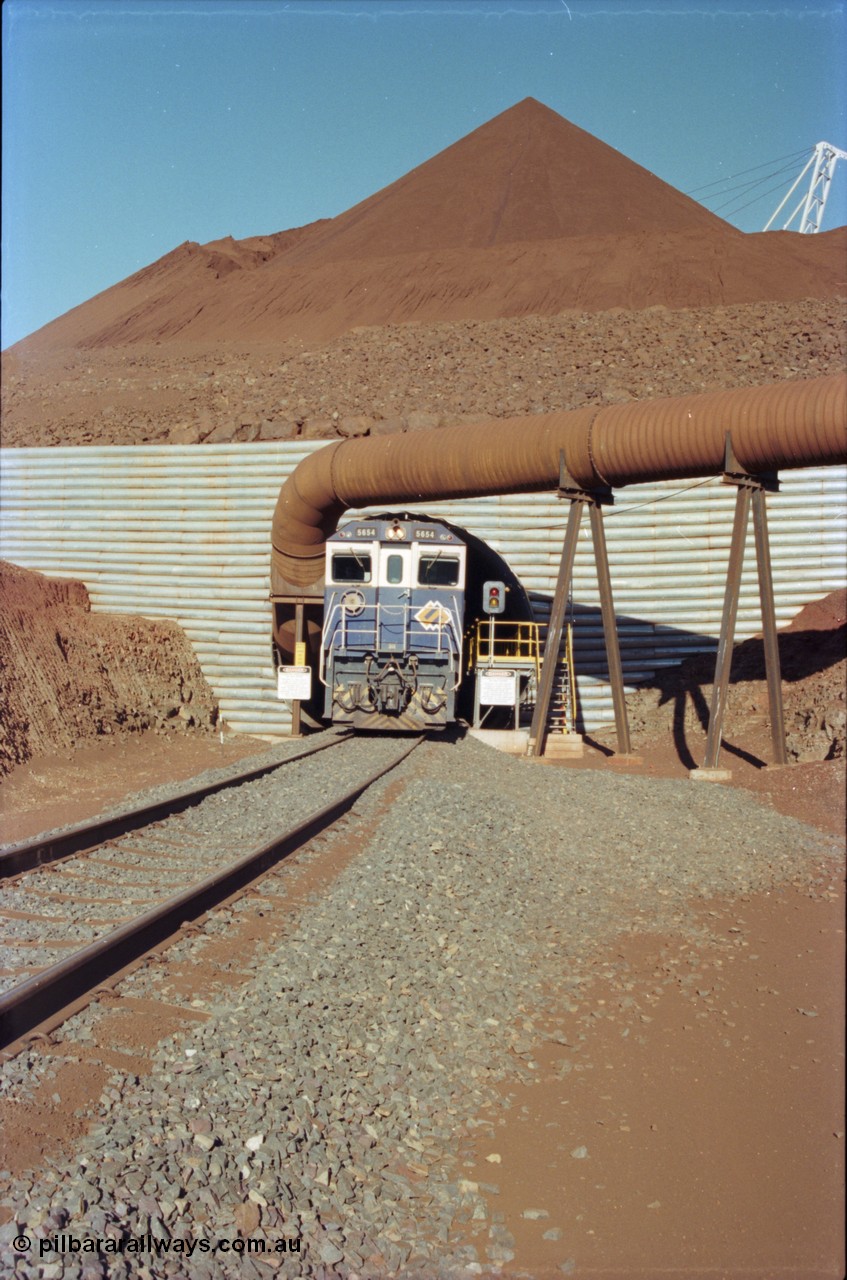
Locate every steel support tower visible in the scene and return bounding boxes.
[764,141,847,233]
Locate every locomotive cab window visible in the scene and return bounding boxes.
[376,548,411,587]
[385,554,405,585]
[418,555,460,587]
[331,553,371,583]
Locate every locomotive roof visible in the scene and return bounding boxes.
[329,516,462,544]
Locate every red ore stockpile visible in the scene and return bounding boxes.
[1,98,844,449]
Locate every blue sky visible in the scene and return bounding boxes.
[2,0,845,349]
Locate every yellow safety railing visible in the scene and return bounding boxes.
[468,619,577,733]
[468,619,543,677]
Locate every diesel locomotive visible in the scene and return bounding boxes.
[320,515,466,730]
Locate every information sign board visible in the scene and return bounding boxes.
[277,666,312,701]
[478,670,518,706]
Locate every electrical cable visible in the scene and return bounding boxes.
[507,476,719,536]
[714,172,818,222]
[704,158,812,210]
[685,147,809,196]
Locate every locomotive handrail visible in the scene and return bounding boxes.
[318,596,362,687]
[323,600,462,664]
[319,595,344,686]
[449,594,464,689]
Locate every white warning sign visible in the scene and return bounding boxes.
[277,666,312,701]
[478,670,518,706]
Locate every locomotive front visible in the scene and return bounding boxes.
[320,516,467,731]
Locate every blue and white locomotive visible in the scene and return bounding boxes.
[320,515,466,730]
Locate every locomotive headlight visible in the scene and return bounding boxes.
[387,523,407,541]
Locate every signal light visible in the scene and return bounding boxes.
[483,580,506,615]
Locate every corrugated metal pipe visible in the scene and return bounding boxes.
[271,373,846,596]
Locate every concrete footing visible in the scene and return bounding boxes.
[689,766,733,782]
[468,728,530,755]
[542,733,585,759]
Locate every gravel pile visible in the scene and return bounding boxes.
[0,735,839,1279]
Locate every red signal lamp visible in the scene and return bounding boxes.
[483,580,506,615]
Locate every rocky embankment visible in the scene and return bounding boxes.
[624,590,847,764]
[2,297,844,448]
[0,562,218,776]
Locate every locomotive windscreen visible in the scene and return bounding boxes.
[419,555,461,586]
[330,553,372,582]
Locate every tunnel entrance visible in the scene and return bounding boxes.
[271,511,536,730]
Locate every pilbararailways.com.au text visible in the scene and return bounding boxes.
[14,1233,301,1259]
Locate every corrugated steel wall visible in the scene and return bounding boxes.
[1,444,844,737]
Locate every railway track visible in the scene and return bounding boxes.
[0,727,353,878]
[0,732,420,1051]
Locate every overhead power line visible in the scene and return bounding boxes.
[690,143,847,233]
[685,148,809,197]
[708,160,814,218]
[702,158,809,204]
[711,167,817,221]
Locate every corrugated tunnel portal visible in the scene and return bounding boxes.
[273,511,535,727]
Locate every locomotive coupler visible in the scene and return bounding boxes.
[365,655,417,713]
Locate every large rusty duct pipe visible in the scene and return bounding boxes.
[271,374,847,597]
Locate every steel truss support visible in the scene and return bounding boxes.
[697,437,787,774]
[527,462,632,759]
[763,141,847,234]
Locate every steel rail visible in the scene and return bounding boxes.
[0,730,351,879]
[0,736,421,1049]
